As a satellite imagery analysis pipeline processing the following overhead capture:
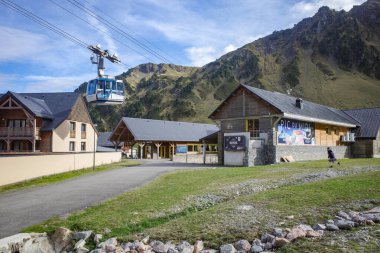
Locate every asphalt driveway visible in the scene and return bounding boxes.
[0,160,217,238]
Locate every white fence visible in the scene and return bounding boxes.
[0,152,121,186]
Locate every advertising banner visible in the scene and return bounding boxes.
[176,145,188,153]
[224,135,246,151]
[277,119,315,145]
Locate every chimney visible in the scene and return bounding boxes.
[296,98,303,109]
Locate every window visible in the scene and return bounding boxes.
[7,119,26,128]
[326,127,331,135]
[81,142,86,151]
[81,124,86,139]
[247,119,260,138]
[70,122,76,138]
[69,141,75,152]
[334,128,339,135]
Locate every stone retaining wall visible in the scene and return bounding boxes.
[172,154,218,164]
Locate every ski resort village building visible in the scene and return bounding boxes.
[109,117,219,163]
[0,91,97,153]
[209,85,380,166]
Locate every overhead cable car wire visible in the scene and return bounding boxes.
[0,0,88,49]
[47,0,154,64]
[80,0,182,64]
[0,0,131,69]
[66,0,172,64]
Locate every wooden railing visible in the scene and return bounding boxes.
[70,130,76,138]
[0,127,40,137]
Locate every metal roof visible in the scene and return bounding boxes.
[120,117,219,142]
[344,108,380,138]
[241,85,358,127]
[0,91,80,131]
[98,132,122,147]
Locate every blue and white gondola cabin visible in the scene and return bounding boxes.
[86,77,125,105]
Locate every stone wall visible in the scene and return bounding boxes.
[243,140,265,166]
[172,153,218,164]
[274,145,351,163]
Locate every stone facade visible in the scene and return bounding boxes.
[173,153,218,164]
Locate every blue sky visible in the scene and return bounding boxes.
[0,0,366,93]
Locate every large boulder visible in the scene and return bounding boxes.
[150,240,166,253]
[306,230,323,238]
[234,240,250,252]
[0,233,32,253]
[337,211,351,220]
[24,234,55,253]
[219,244,236,253]
[362,213,380,222]
[271,228,283,238]
[334,220,355,230]
[250,245,263,253]
[51,227,73,253]
[193,241,204,253]
[272,238,290,248]
[285,228,306,242]
[0,233,55,253]
[260,234,274,244]
[176,241,193,253]
[326,223,339,231]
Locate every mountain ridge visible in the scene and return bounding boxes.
[82,0,380,131]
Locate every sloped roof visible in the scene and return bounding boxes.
[118,117,219,142]
[98,132,122,147]
[0,92,80,131]
[344,108,380,138]
[241,85,358,127]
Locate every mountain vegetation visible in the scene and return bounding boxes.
[79,0,380,131]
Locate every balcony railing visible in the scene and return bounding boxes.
[0,127,40,138]
[81,131,86,139]
[70,130,76,138]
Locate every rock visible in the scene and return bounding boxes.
[176,241,193,253]
[103,228,112,234]
[234,240,250,252]
[306,230,323,238]
[326,224,339,231]
[168,248,179,253]
[75,239,86,250]
[90,249,106,253]
[150,241,166,253]
[260,234,274,244]
[74,231,93,241]
[142,236,150,244]
[77,246,90,253]
[51,227,73,253]
[271,228,283,238]
[365,206,380,213]
[262,242,272,251]
[297,224,313,231]
[313,224,326,231]
[285,228,306,241]
[272,238,290,248]
[250,245,263,253]
[348,210,360,219]
[200,250,218,253]
[135,242,151,253]
[374,230,380,235]
[0,233,32,253]
[193,241,204,253]
[251,239,261,246]
[286,215,294,220]
[115,245,126,253]
[94,234,103,245]
[220,244,236,253]
[23,234,55,253]
[337,211,351,220]
[362,213,380,222]
[334,219,355,230]
[326,219,334,224]
[99,238,118,252]
[366,220,375,225]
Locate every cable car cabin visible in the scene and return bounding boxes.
[86,77,125,105]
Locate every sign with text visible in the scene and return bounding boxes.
[224,135,246,151]
[176,145,188,153]
[277,118,315,145]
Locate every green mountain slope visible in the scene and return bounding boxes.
[83,0,380,131]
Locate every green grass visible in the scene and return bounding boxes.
[23,159,380,247]
[0,159,141,194]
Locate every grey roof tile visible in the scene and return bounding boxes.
[98,132,122,147]
[344,108,380,138]
[242,85,358,126]
[121,117,219,142]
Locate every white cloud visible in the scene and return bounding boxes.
[186,46,217,67]
[0,26,50,61]
[291,0,366,17]
[223,44,238,54]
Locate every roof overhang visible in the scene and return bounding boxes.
[283,113,357,128]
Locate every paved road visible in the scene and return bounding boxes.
[0,160,216,238]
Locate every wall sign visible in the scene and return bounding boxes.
[176,145,188,153]
[277,118,315,145]
[224,135,246,151]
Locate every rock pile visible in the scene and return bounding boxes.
[1,207,379,253]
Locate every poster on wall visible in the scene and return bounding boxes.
[176,145,188,153]
[224,135,246,151]
[277,119,315,145]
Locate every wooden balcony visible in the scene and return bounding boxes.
[70,130,76,138]
[0,127,40,138]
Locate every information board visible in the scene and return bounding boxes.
[277,118,315,145]
[224,135,246,151]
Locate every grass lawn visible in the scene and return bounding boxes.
[23,159,380,252]
[0,159,141,194]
